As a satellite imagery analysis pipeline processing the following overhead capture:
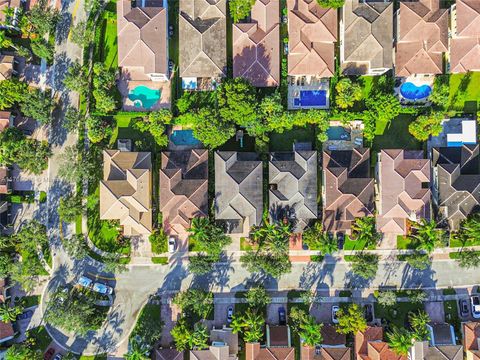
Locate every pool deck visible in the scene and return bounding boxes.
[117,71,171,111]
[322,121,364,151]
[395,74,434,107]
[287,76,330,110]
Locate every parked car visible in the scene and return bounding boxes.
[93,282,113,295]
[459,299,469,317]
[364,304,373,323]
[227,306,233,324]
[77,276,93,288]
[278,307,286,325]
[337,233,345,250]
[17,310,33,320]
[168,60,175,74]
[44,348,55,360]
[471,296,480,318]
[53,355,63,360]
[331,305,339,324]
[283,43,289,55]
[168,237,176,253]
[168,24,174,37]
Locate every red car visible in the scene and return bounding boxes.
[44,348,55,360]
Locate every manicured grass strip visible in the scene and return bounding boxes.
[151,257,168,265]
[338,290,352,297]
[343,235,375,251]
[396,235,418,250]
[443,287,456,295]
[372,114,422,151]
[129,303,161,341]
[343,255,355,262]
[310,255,324,262]
[269,126,315,152]
[374,301,422,329]
[444,300,461,339]
[448,72,480,112]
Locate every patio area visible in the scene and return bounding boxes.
[287,76,330,110]
[322,121,364,151]
[395,74,434,106]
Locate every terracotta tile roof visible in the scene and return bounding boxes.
[322,325,347,347]
[246,343,295,360]
[377,150,431,235]
[355,327,383,359]
[450,0,480,73]
[233,0,280,87]
[153,348,184,360]
[287,0,337,77]
[322,148,375,234]
[301,345,351,360]
[99,150,153,236]
[0,54,14,81]
[179,0,227,78]
[395,0,448,76]
[0,320,14,342]
[464,322,480,358]
[0,111,10,133]
[160,150,208,237]
[117,0,168,80]
[342,0,393,75]
[0,167,8,195]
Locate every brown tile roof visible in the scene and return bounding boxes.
[463,322,480,359]
[117,0,168,80]
[342,0,393,75]
[153,348,184,360]
[0,54,14,81]
[301,345,351,360]
[355,326,384,359]
[0,111,10,132]
[233,0,280,87]
[160,150,208,237]
[377,150,431,235]
[0,320,14,342]
[450,0,480,73]
[395,0,448,76]
[0,167,9,195]
[322,325,347,347]
[322,148,375,234]
[246,343,296,360]
[269,325,290,347]
[287,0,337,77]
[99,150,153,236]
[179,0,227,78]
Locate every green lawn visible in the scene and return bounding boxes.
[151,256,168,264]
[269,126,315,151]
[27,326,52,352]
[449,234,480,248]
[396,235,418,250]
[94,1,118,70]
[372,114,422,152]
[129,303,161,341]
[343,235,375,251]
[79,355,107,360]
[374,302,422,328]
[168,0,180,108]
[240,237,257,251]
[444,300,461,339]
[448,72,480,112]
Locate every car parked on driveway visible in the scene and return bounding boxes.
[17,310,33,320]
[168,237,176,253]
[331,305,339,324]
[44,348,55,360]
[77,276,93,288]
[93,282,113,295]
[364,304,374,323]
[227,306,233,324]
[459,299,469,317]
[278,307,286,325]
[471,296,480,318]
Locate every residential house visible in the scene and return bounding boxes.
[117,0,168,82]
[153,348,184,360]
[341,0,393,75]
[450,0,480,73]
[322,148,375,234]
[233,0,280,87]
[409,323,462,359]
[301,325,351,360]
[463,322,480,360]
[431,144,480,230]
[269,151,317,232]
[179,0,226,89]
[0,167,10,195]
[215,152,263,236]
[376,150,431,235]
[395,0,448,76]
[0,279,13,344]
[190,327,238,360]
[287,0,337,78]
[160,150,208,242]
[99,150,153,236]
[0,111,12,132]
[0,54,14,80]
[246,325,295,360]
[355,326,406,360]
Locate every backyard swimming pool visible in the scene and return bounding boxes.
[294,90,327,107]
[170,129,201,146]
[400,82,432,101]
[128,86,161,109]
[327,126,351,141]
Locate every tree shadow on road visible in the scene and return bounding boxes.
[400,263,437,289]
[299,260,336,292]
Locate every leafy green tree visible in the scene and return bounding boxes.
[336,303,367,334]
[173,289,214,320]
[58,145,99,184]
[10,261,43,292]
[246,286,271,309]
[458,215,480,245]
[86,115,113,143]
[0,79,28,109]
[231,308,264,343]
[409,310,430,341]
[70,20,93,47]
[92,63,117,113]
[63,62,89,95]
[0,30,15,50]
[408,111,444,141]
[411,219,445,254]
[184,109,236,148]
[317,0,345,8]
[0,300,24,322]
[0,252,13,277]
[5,343,41,360]
[188,254,218,275]
[25,0,59,34]
[457,249,480,269]
[376,291,396,307]
[63,106,83,132]
[430,77,449,108]
[364,93,402,142]
[350,253,379,280]
[171,318,192,351]
[188,217,231,257]
[58,193,83,223]
[62,234,88,260]
[189,323,209,350]
[149,229,167,254]
[31,38,54,62]
[289,307,323,347]
[133,110,172,146]
[229,0,256,22]
[335,78,362,109]
[303,222,338,254]
[405,252,431,270]
[351,217,380,248]
[20,89,55,125]
[386,327,413,356]
[407,290,427,304]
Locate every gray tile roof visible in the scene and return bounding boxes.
[215,152,263,235]
[432,145,480,230]
[269,151,317,232]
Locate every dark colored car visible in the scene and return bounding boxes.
[459,299,469,317]
[278,307,286,325]
[168,24,174,37]
[44,348,55,360]
[337,233,345,250]
[364,304,373,323]
[17,310,33,320]
[168,60,174,74]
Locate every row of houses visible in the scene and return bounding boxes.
[118,0,480,93]
[154,321,480,360]
[98,140,480,243]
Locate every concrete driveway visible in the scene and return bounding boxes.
[310,303,335,324]
[267,303,286,325]
[425,301,445,323]
[213,301,232,328]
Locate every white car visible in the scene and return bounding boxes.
[227,306,233,324]
[332,305,340,324]
[471,296,480,318]
[93,282,113,295]
[168,237,176,253]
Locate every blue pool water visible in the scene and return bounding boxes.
[400,82,432,101]
[327,126,351,141]
[295,90,327,107]
[170,129,201,146]
[128,86,161,109]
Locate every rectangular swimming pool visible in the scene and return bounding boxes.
[295,90,327,107]
[327,126,351,141]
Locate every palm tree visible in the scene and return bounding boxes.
[409,310,430,341]
[351,217,379,248]
[412,219,443,253]
[251,221,290,256]
[299,316,323,347]
[124,339,149,360]
[386,327,414,356]
[244,325,263,343]
[0,301,23,323]
[461,215,480,245]
[318,232,338,255]
[188,217,210,244]
[230,314,245,334]
[189,323,209,350]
